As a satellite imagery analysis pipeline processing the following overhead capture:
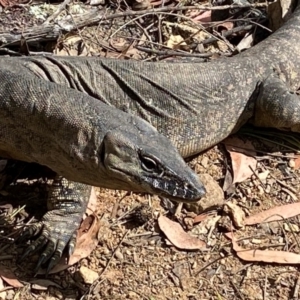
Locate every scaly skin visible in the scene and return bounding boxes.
[0,69,205,271]
[1,3,300,156]
[1,2,300,272]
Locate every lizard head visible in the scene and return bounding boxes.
[99,118,206,203]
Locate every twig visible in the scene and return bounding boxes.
[126,22,251,57]
[249,164,267,192]
[201,24,253,45]
[84,231,130,298]
[0,48,54,56]
[0,48,22,56]
[136,46,212,58]
[99,230,129,278]
[175,202,183,216]
[211,28,235,52]
[194,255,230,276]
[0,4,268,47]
[281,187,298,201]
[222,142,296,158]
[127,232,158,238]
[263,273,268,300]
[230,279,245,299]
[110,204,139,227]
[0,254,14,260]
[292,274,300,299]
[44,0,72,24]
[270,175,298,194]
[133,20,154,50]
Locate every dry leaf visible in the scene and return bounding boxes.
[109,38,129,52]
[283,223,300,232]
[55,35,87,57]
[166,35,187,50]
[158,215,206,250]
[245,202,300,225]
[190,10,212,23]
[293,155,300,169]
[69,214,100,264]
[223,168,235,193]
[224,136,257,184]
[226,232,300,264]
[125,47,143,60]
[86,187,98,214]
[191,215,221,235]
[280,0,296,20]
[0,267,23,288]
[0,0,26,7]
[216,22,234,32]
[132,0,150,9]
[217,40,229,52]
[193,213,211,225]
[236,32,254,52]
[0,277,6,299]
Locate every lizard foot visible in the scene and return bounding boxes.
[16,176,91,274]
[16,213,80,274]
[254,75,300,131]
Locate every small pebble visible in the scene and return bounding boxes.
[115,249,124,260]
[289,159,295,168]
[201,157,209,168]
[251,238,262,244]
[102,247,110,255]
[78,266,99,285]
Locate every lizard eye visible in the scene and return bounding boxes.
[141,156,158,172]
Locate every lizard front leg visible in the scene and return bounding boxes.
[254,75,300,131]
[17,176,91,273]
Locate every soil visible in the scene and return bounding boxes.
[1,1,300,299]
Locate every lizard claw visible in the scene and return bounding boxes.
[34,242,62,276]
[17,233,48,263]
[34,253,48,275]
[16,210,83,273]
[67,232,77,258]
[34,239,67,275]
[15,223,43,245]
[45,250,63,275]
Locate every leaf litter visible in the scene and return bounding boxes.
[1,0,300,298]
[158,215,206,250]
[224,136,257,184]
[225,232,300,265]
[245,202,300,225]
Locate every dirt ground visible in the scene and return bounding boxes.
[1,0,300,299]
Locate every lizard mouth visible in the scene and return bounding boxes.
[143,176,206,202]
[107,166,206,202]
